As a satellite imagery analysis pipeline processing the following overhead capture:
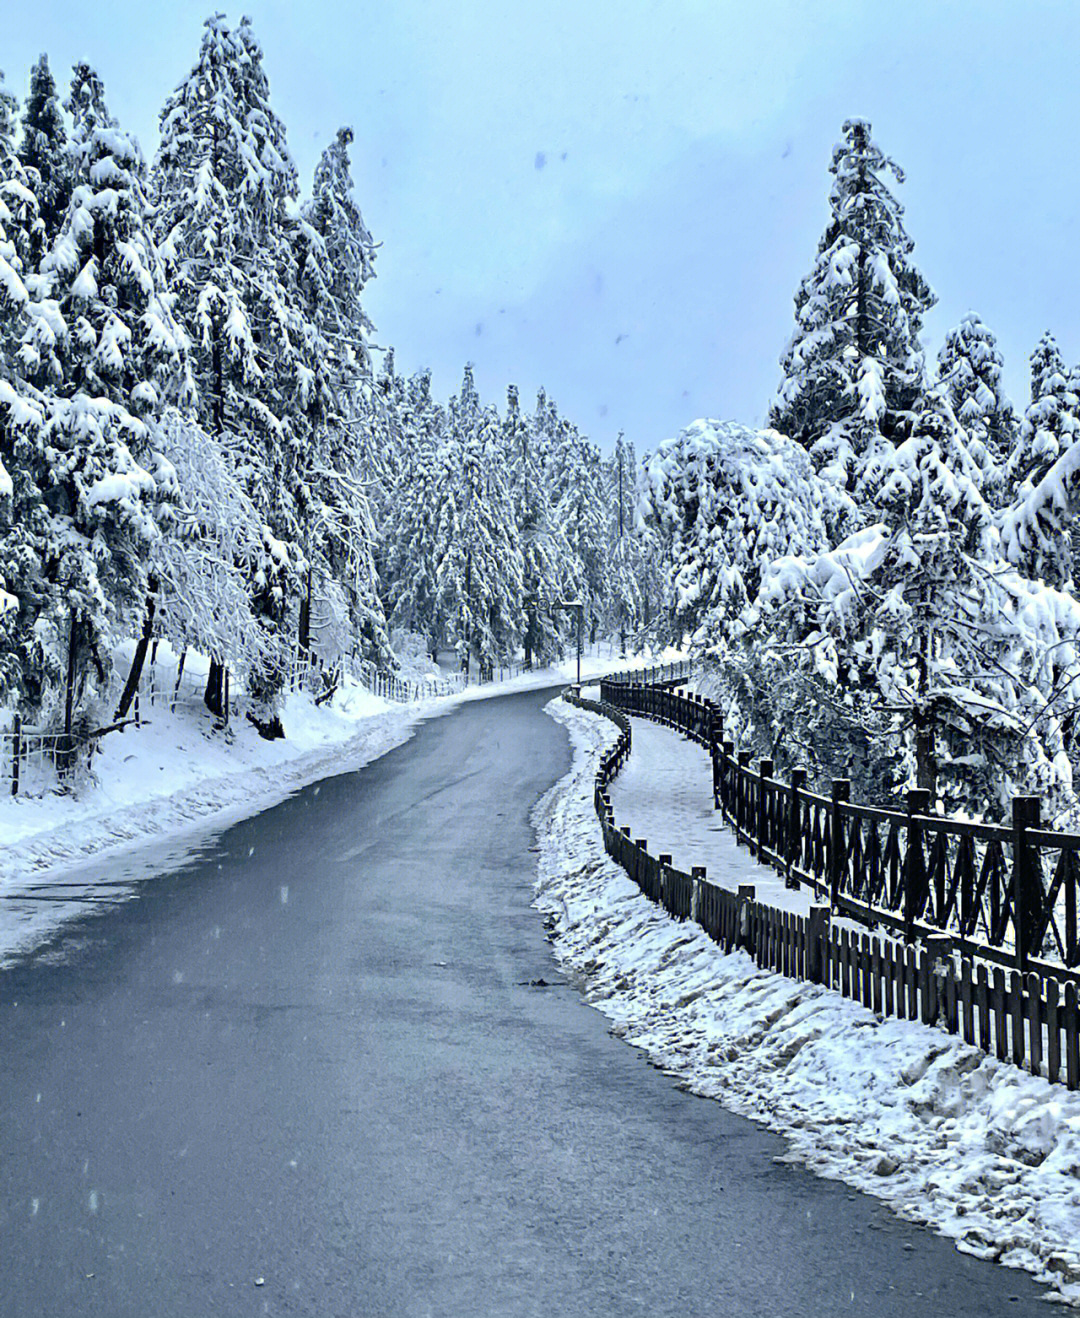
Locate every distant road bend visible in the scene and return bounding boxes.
[0,686,1050,1316]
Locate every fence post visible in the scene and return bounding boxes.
[737,750,752,848]
[709,714,723,805]
[691,865,706,924]
[738,884,756,953]
[807,904,830,984]
[903,788,931,943]
[787,768,806,889]
[758,759,774,858]
[11,713,21,797]
[924,934,952,1025]
[1012,795,1042,974]
[829,779,850,910]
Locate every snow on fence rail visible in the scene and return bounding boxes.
[571,669,1080,1090]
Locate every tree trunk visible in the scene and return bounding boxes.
[115,584,157,721]
[64,611,80,737]
[915,708,936,796]
[298,563,313,652]
[204,658,225,718]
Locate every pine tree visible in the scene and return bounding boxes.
[1005,332,1079,497]
[747,407,1073,818]
[604,433,648,655]
[640,419,828,653]
[504,383,563,665]
[293,125,388,668]
[935,312,1015,501]
[10,70,188,734]
[437,368,523,676]
[17,55,71,252]
[382,369,449,659]
[770,120,935,497]
[153,15,306,733]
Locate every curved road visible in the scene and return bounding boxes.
[0,687,1048,1316]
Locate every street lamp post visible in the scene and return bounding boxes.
[558,599,584,686]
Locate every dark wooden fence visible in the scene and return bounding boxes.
[598,673,1080,982]
[570,673,1080,1089]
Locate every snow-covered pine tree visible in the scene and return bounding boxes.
[362,347,405,522]
[293,125,389,669]
[548,415,607,642]
[17,55,71,255]
[0,75,50,712]
[504,383,564,666]
[11,69,190,735]
[382,368,449,659]
[935,312,1015,502]
[153,14,306,734]
[640,419,829,654]
[604,432,646,655]
[437,368,524,676]
[150,406,268,684]
[1005,332,1079,499]
[748,406,1075,818]
[770,120,935,505]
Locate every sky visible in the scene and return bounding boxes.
[5,0,1080,453]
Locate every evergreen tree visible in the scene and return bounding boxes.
[437,371,524,680]
[293,125,388,668]
[551,419,607,643]
[504,383,563,665]
[640,419,829,652]
[935,312,1015,500]
[9,70,187,733]
[604,433,648,655]
[383,368,449,658]
[1005,332,1079,497]
[153,14,306,733]
[437,383,524,676]
[17,55,70,251]
[746,407,1073,818]
[770,120,935,498]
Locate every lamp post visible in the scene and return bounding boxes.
[558,599,584,686]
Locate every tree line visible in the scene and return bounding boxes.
[0,15,657,751]
[642,119,1080,824]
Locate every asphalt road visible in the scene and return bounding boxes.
[0,687,1050,1316]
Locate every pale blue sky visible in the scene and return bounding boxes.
[5,1,1080,450]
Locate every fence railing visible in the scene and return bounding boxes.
[598,674,1080,983]
[568,680,1080,1090]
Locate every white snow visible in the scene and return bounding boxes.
[0,643,679,963]
[0,678,426,962]
[535,693,1080,1307]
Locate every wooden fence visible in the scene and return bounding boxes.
[571,674,1080,1090]
[598,674,1080,982]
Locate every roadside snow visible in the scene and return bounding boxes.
[535,694,1080,1307]
[0,681,431,961]
[0,645,683,963]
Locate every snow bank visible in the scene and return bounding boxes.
[0,680,431,961]
[535,694,1080,1306]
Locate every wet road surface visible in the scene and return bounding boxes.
[0,687,1050,1315]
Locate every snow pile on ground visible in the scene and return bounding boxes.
[534,694,1080,1307]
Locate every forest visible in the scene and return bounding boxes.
[3,20,1079,828]
[0,15,657,751]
